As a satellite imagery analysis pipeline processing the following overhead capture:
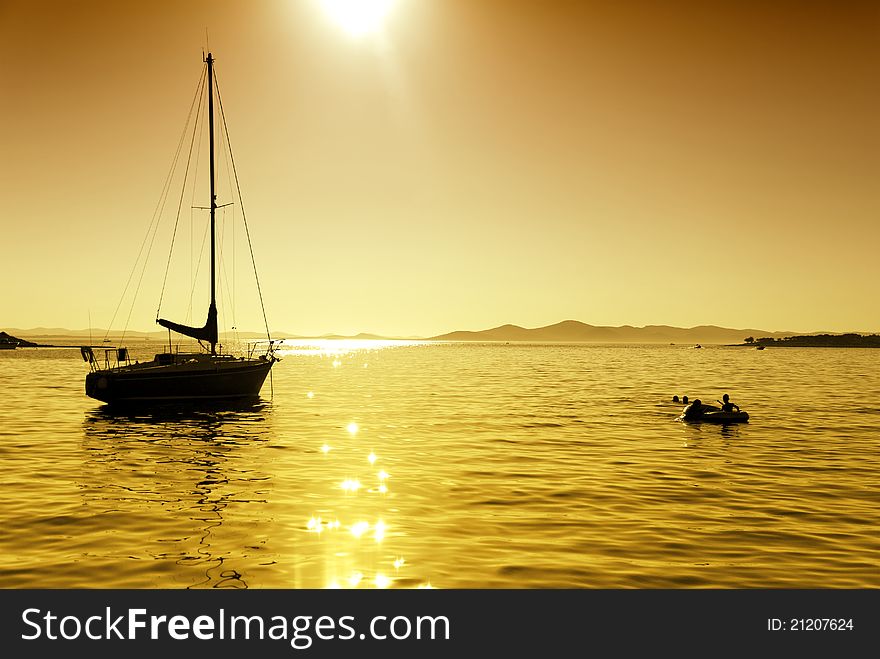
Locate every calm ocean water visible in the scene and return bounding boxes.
[0,341,877,588]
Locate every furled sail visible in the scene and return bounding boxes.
[157,303,218,345]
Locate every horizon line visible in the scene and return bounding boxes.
[5,320,878,340]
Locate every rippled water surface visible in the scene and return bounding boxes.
[1,342,878,588]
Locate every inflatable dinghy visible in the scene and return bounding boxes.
[699,410,749,424]
[677,403,749,424]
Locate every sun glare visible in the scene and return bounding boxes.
[319,0,397,37]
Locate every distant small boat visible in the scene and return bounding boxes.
[693,344,702,349]
[756,346,765,350]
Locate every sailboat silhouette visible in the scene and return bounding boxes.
[82,53,278,405]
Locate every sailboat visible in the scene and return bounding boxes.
[81,53,278,405]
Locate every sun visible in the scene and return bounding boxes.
[319,0,397,37]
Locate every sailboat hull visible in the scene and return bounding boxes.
[85,356,274,405]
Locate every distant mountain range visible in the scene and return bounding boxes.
[0,327,411,345]
[428,320,812,344]
[2,321,863,346]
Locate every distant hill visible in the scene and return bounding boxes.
[430,320,809,344]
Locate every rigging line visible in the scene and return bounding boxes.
[156,62,208,318]
[219,110,238,329]
[123,68,207,345]
[188,207,193,325]
[216,207,241,351]
[216,127,239,336]
[214,70,272,341]
[105,151,170,344]
[219,211,242,351]
[185,219,211,320]
[188,80,206,325]
[216,206,229,345]
[218,209,231,312]
[107,64,207,344]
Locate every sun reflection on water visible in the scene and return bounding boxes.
[275,339,428,358]
[281,340,433,588]
[350,521,370,538]
[340,479,361,492]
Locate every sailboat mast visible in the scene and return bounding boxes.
[207,52,218,355]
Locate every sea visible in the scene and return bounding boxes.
[1,341,877,589]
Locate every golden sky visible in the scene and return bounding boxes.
[1,0,878,336]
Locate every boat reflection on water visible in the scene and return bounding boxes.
[81,401,274,588]
[681,418,745,443]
